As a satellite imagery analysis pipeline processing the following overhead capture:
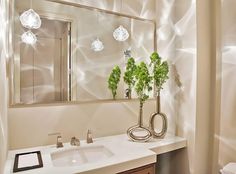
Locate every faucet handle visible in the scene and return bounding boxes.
[87,129,93,144]
[70,137,80,146]
[48,132,63,148]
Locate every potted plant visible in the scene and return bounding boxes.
[149,52,169,138]
[123,57,136,99]
[108,65,121,99]
[127,62,152,142]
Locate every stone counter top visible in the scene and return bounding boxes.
[4,134,187,174]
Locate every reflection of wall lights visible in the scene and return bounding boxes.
[91,38,104,52]
[113,25,129,42]
[20,9,41,29]
[21,30,37,45]
[19,3,42,45]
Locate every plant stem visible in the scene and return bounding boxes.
[156,91,161,113]
[138,100,143,127]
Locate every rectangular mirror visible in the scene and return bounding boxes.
[10,0,156,106]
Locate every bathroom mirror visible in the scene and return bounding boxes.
[9,0,156,106]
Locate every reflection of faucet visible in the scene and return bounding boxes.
[48,132,64,148]
[124,48,131,58]
[70,137,80,146]
[87,130,93,144]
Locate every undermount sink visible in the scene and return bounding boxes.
[51,145,114,167]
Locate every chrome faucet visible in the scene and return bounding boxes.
[70,136,80,146]
[48,132,64,148]
[87,129,93,144]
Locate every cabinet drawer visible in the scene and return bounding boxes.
[118,163,155,174]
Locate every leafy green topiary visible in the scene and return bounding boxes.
[150,52,161,66]
[150,52,169,93]
[108,66,121,99]
[123,57,136,97]
[134,62,152,104]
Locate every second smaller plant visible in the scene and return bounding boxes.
[108,66,121,99]
[123,57,136,99]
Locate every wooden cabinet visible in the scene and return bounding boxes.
[117,163,155,174]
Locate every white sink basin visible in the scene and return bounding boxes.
[51,145,114,167]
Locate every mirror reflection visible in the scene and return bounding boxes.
[11,0,156,105]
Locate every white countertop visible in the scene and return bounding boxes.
[4,134,187,174]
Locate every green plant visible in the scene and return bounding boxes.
[123,57,136,96]
[108,65,121,99]
[150,52,169,93]
[134,62,152,104]
[150,52,161,66]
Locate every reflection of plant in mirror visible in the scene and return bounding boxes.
[124,57,136,98]
[108,66,121,99]
[150,52,169,93]
[134,62,152,104]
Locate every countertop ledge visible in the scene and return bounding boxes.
[4,134,187,174]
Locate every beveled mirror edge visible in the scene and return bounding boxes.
[7,0,157,107]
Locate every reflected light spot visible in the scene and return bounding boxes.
[76,69,85,82]
[222,46,236,64]
[158,30,167,41]
[174,26,182,36]
[176,48,196,54]
[174,2,196,36]
[157,24,172,41]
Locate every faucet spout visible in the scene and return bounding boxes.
[70,136,80,146]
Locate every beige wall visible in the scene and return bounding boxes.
[155,0,197,173]
[175,0,197,173]
[155,0,221,173]
[218,0,236,169]
[0,0,9,173]
[9,101,174,148]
